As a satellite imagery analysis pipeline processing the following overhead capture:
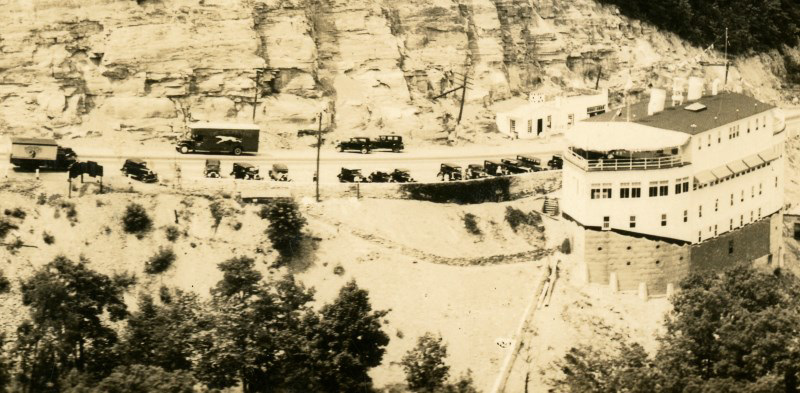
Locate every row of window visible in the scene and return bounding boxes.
[697,115,768,150]
[590,178,690,199]
[602,207,764,238]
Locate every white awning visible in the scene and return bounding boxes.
[743,154,764,168]
[566,121,690,152]
[711,165,733,179]
[758,147,781,163]
[694,170,716,185]
[727,160,748,174]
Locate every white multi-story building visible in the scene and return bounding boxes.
[496,90,608,139]
[562,85,787,295]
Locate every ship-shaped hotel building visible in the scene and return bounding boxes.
[562,78,787,296]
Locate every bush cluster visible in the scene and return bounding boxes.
[463,213,481,236]
[400,176,512,204]
[505,207,542,232]
[145,247,176,275]
[164,225,180,242]
[4,208,26,219]
[262,199,307,266]
[122,203,152,235]
[0,218,18,240]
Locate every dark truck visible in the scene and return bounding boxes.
[10,138,77,171]
[500,158,533,174]
[336,137,371,154]
[516,155,543,171]
[548,154,563,170]
[176,123,260,156]
[371,135,404,152]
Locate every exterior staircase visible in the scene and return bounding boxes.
[543,196,559,216]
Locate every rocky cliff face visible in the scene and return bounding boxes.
[0,0,791,146]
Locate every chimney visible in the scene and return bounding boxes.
[647,88,667,115]
[687,77,703,101]
[711,79,721,96]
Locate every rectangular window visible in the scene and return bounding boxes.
[715,199,719,212]
[527,119,532,134]
[661,214,667,227]
[750,210,754,222]
[590,184,601,199]
[602,184,612,199]
[649,182,658,197]
[629,216,636,228]
[547,115,552,128]
[730,219,733,230]
[684,210,688,222]
[675,182,682,194]
[698,231,702,242]
[659,181,669,196]
[759,183,762,195]
[707,134,711,147]
[758,208,762,218]
[717,131,721,143]
[751,186,754,198]
[620,187,630,198]
[740,215,744,227]
[567,114,574,126]
[729,240,734,254]
[510,119,516,132]
[731,193,734,206]
[683,182,689,193]
[714,225,718,236]
[756,118,760,130]
[631,183,642,198]
[776,176,779,188]
[603,216,610,230]
[741,190,744,202]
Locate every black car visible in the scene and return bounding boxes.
[269,163,290,181]
[371,135,404,152]
[465,164,489,180]
[548,154,563,170]
[338,167,367,183]
[437,163,462,181]
[390,168,415,183]
[231,162,261,180]
[204,159,221,178]
[368,170,391,183]
[501,158,533,174]
[483,160,506,176]
[121,158,158,183]
[336,137,371,154]
[516,155,543,171]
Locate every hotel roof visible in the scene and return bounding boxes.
[586,92,774,135]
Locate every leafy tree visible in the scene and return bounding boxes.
[304,280,390,392]
[194,256,316,392]
[554,265,800,392]
[144,247,176,275]
[122,203,152,234]
[402,333,451,392]
[0,334,11,393]
[15,256,131,392]
[263,199,307,265]
[61,365,197,393]
[118,288,201,371]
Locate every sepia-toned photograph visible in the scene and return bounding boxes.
[0,0,799,392]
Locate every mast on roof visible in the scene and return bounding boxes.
[724,27,729,86]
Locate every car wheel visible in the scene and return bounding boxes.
[446,173,452,181]
[233,147,243,156]
[392,147,400,153]
[179,146,189,154]
[360,147,368,154]
[338,145,344,152]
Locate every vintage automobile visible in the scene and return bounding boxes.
[336,137,371,154]
[464,164,489,180]
[231,162,261,180]
[269,163,290,181]
[516,155,543,171]
[368,170,392,183]
[501,158,533,174]
[390,168,415,183]
[204,159,221,178]
[371,135,404,152]
[338,167,367,183]
[121,158,158,183]
[483,160,507,176]
[548,154,564,170]
[437,163,462,181]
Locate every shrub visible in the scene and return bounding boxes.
[164,225,180,242]
[122,203,152,234]
[463,213,481,235]
[0,218,18,240]
[42,231,55,245]
[0,271,10,294]
[6,238,23,254]
[399,176,512,204]
[402,333,450,392]
[232,221,242,231]
[333,264,345,276]
[37,193,47,205]
[145,247,176,275]
[263,199,307,265]
[4,208,26,219]
[209,200,230,229]
[505,206,542,232]
[560,238,571,254]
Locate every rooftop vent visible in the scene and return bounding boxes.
[648,88,667,115]
[687,77,703,101]
[685,102,707,112]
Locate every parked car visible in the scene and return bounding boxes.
[464,164,489,180]
[231,162,261,180]
[121,158,158,183]
[548,154,564,170]
[10,138,77,171]
[204,159,221,178]
[371,135,404,152]
[483,160,506,176]
[437,163,462,181]
[336,137,371,154]
[516,155,543,171]
[338,167,367,183]
[390,168,415,183]
[501,158,533,174]
[368,170,391,183]
[269,163,290,181]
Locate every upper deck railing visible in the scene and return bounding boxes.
[566,149,687,171]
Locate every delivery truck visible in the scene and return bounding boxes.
[10,138,77,171]
[175,122,260,155]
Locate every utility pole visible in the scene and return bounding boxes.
[252,68,265,122]
[723,27,729,85]
[315,111,323,202]
[432,68,472,125]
